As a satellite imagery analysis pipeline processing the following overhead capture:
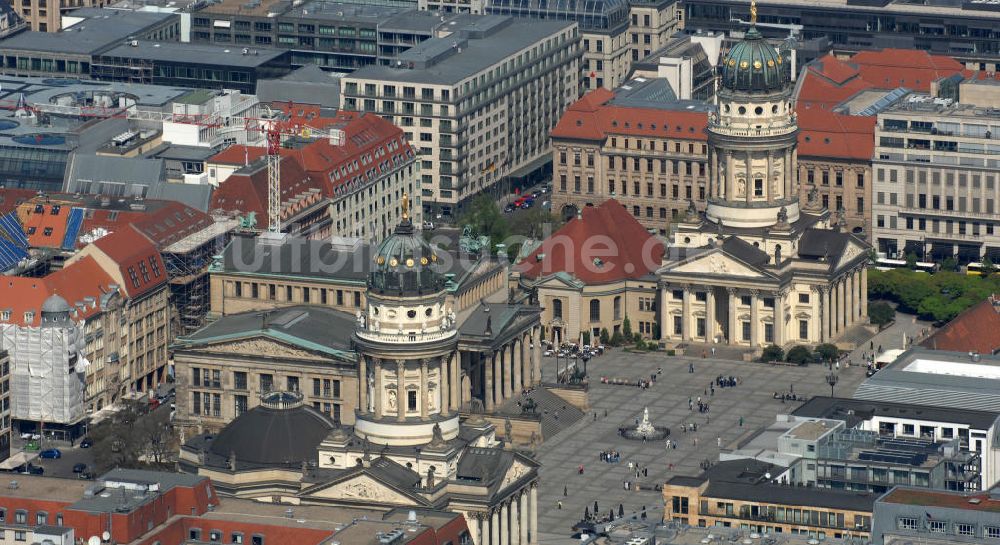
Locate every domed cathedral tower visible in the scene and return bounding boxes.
[352,194,463,446]
[705,0,799,229]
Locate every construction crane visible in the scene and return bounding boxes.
[1,95,343,235]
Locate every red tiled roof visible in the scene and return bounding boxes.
[90,225,168,299]
[882,487,1000,513]
[796,107,876,160]
[850,49,964,92]
[210,154,324,223]
[208,145,267,166]
[0,256,116,327]
[517,199,664,284]
[0,188,39,215]
[552,89,708,142]
[4,192,214,250]
[920,297,1000,354]
[210,113,413,218]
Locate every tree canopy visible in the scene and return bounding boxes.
[868,268,1000,324]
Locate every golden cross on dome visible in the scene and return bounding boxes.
[750,0,758,25]
[401,192,410,220]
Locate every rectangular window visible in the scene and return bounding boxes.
[799,320,808,340]
[986,527,1000,539]
[928,521,947,533]
[798,293,809,304]
[956,523,975,536]
[742,321,751,341]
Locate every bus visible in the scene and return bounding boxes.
[966,262,994,276]
[874,258,938,273]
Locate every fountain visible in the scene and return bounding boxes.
[620,407,670,440]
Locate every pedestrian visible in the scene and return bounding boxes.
[711,347,716,357]
[739,416,744,427]
[689,362,694,373]
[604,409,608,417]
[558,501,563,509]
[717,436,722,447]
[564,485,568,496]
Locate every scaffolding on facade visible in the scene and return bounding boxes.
[161,217,239,336]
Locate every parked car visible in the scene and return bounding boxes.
[79,437,93,448]
[39,448,61,459]
[14,464,43,475]
[72,463,87,473]
[19,433,39,441]
[78,471,93,480]
[422,221,435,230]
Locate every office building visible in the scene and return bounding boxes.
[630,32,722,101]
[340,14,580,218]
[12,0,109,32]
[682,0,1000,69]
[872,486,1000,545]
[208,108,419,243]
[871,89,1000,263]
[662,458,875,541]
[549,79,712,234]
[795,396,1000,491]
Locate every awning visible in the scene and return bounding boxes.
[0,451,38,470]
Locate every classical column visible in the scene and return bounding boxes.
[519,491,528,545]
[681,286,691,341]
[766,151,774,200]
[821,287,831,342]
[854,269,863,321]
[468,514,480,545]
[503,343,513,401]
[659,283,670,340]
[727,287,737,345]
[510,497,520,545]
[485,353,495,412]
[359,356,368,416]
[396,359,406,422]
[861,269,869,319]
[529,484,538,544]
[521,334,530,390]
[439,356,449,417]
[493,352,502,408]
[492,509,500,545]
[745,150,753,204]
[774,290,785,347]
[374,358,383,419]
[705,287,716,342]
[726,151,735,202]
[451,351,461,412]
[749,290,759,348]
[532,326,541,385]
[500,502,509,545]
[513,339,522,394]
[837,277,846,335]
[420,359,429,419]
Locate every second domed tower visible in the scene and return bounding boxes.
[705,12,800,229]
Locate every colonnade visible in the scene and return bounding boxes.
[819,266,867,343]
[468,484,538,545]
[358,351,463,420]
[482,325,542,412]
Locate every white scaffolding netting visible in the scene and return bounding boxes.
[0,320,86,425]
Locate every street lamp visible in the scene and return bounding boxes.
[826,372,839,397]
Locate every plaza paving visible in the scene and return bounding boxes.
[532,315,931,544]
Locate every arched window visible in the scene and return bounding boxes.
[590,299,601,322]
[553,299,563,319]
[613,296,622,320]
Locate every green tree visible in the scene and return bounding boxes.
[458,195,509,253]
[815,343,840,363]
[868,301,895,328]
[940,257,959,273]
[622,317,632,339]
[582,330,591,345]
[786,345,812,365]
[760,345,784,363]
[610,331,624,346]
[599,328,610,345]
[510,206,561,239]
[905,252,918,270]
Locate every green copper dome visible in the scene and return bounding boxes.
[369,205,444,296]
[720,27,789,93]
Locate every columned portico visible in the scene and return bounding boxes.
[749,290,760,347]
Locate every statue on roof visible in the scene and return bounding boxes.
[683,199,700,223]
[237,211,258,230]
[775,206,791,231]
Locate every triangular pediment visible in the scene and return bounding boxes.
[303,473,417,505]
[665,251,766,279]
[197,336,326,361]
[498,459,533,491]
[835,240,866,271]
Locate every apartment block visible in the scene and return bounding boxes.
[627,0,681,64]
[550,80,711,235]
[871,92,1000,264]
[340,14,580,217]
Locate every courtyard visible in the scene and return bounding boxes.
[532,315,930,544]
